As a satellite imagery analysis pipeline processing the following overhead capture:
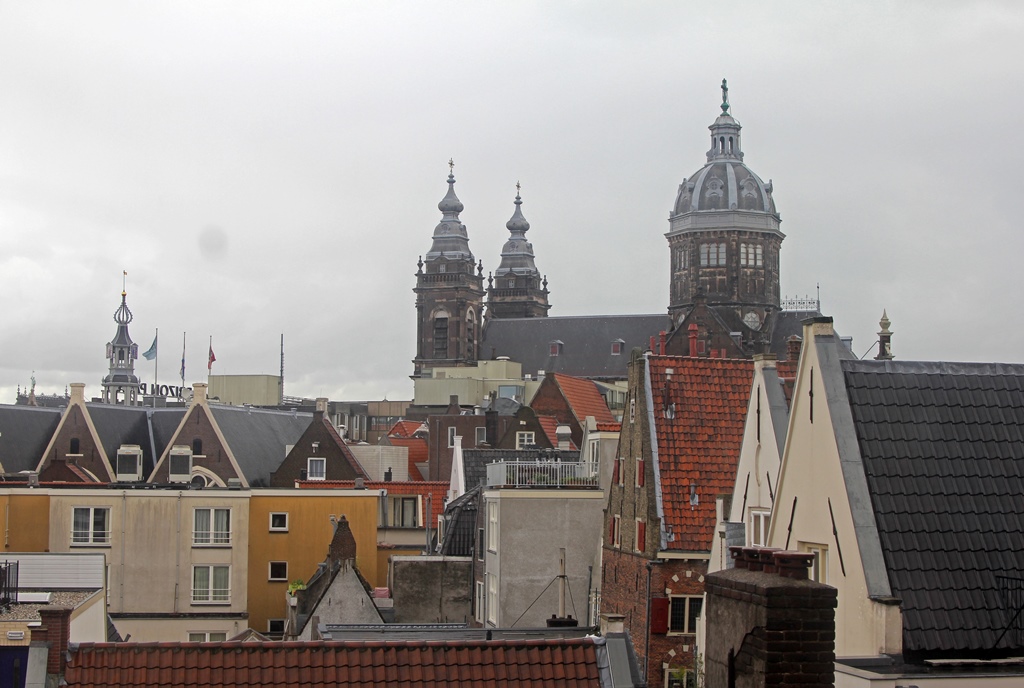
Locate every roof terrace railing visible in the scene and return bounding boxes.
[486,460,599,489]
[0,561,18,610]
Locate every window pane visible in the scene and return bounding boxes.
[688,597,703,634]
[73,508,90,543]
[214,509,230,544]
[193,567,210,601]
[209,633,227,642]
[188,633,206,642]
[194,509,211,544]
[93,509,108,543]
[212,566,230,601]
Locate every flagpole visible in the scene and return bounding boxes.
[181,332,187,395]
[154,327,159,389]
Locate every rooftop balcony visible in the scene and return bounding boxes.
[485,460,599,489]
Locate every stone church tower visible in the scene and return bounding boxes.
[413,164,485,378]
[666,81,784,357]
[101,286,142,405]
[485,185,550,320]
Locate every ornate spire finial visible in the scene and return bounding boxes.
[448,158,455,174]
[516,180,521,196]
[721,78,730,115]
[122,269,127,297]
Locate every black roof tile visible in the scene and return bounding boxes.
[0,405,62,473]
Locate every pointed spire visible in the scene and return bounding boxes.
[506,182,531,234]
[721,78,730,115]
[875,309,894,361]
[495,183,539,277]
[707,79,744,162]
[424,161,474,263]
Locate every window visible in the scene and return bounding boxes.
[636,456,645,487]
[269,512,289,532]
[611,339,624,355]
[740,243,764,267]
[475,581,485,623]
[69,438,81,454]
[188,632,227,642]
[614,457,624,486]
[629,398,636,424]
[507,278,515,288]
[477,528,485,561]
[515,431,535,449]
[438,263,446,273]
[307,457,326,481]
[268,561,288,581]
[486,572,498,626]
[433,317,449,358]
[390,496,419,527]
[801,543,828,583]
[475,426,487,445]
[192,565,230,603]
[193,508,231,546]
[448,426,457,448]
[749,510,770,547]
[466,311,476,360]
[72,507,110,545]
[668,595,703,634]
[610,515,621,547]
[549,341,562,356]
[700,242,726,266]
[267,619,285,636]
[192,438,203,456]
[487,500,498,552]
[635,519,646,552]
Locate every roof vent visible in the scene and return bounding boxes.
[116,445,143,482]
[168,446,192,484]
[27,472,39,488]
[227,478,242,490]
[354,477,365,490]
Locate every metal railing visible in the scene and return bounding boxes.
[486,461,599,488]
[996,575,1024,649]
[0,561,18,610]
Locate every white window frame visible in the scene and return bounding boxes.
[267,619,286,635]
[801,542,829,584]
[307,457,326,481]
[515,431,536,449]
[749,509,770,547]
[447,426,457,448]
[390,495,420,528]
[475,426,487,445]
[612,515,621,547]
[487,500,498,553]
[268,561,288,581]
[475,581,484,623]
[667,595,703,635]
[71,506,111,546]
[269,512,289,532]
[486,572,498,626]
[187,631,227,642]
[192,565,231,604]
[193,507,232,546]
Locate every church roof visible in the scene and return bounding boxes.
[480,314,668,380]
[494,188,541,278]
[424,167,475,264]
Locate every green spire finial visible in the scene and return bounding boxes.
[721,79,730,114]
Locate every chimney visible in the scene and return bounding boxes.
[687,324,699,358]
[786,335,803,363]
[705,550,836,688]
[600,613,626,635]
[659,330,666,355]
[384,467,393,482]
[555,425,571,451]
[328,515,357,565]
[875,310,894,361]
[192,382,208,405]
[485,400,499,447]
[315,397,329,414]
[38,606,73,680]
[69,383,85,404]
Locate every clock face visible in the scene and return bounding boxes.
[743,311,761,330]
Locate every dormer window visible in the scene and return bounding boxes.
[307,457,326,481]
[549,341,563,356]
[507,279,515,288]
[69,438,81,455]
[611,339,625,356]
[438,263,447,273]
[192,438,203,456]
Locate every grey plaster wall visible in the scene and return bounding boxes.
[391,556,473,624]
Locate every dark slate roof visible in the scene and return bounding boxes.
[440,486,480,557]
[769,310,855,360]
[209,406,311,488]
[842,359,1024,655]
[480,314,668,380]
[0,405,62,473]
[86,404,185,480]
[150,408,187,461]
[461,448,581,490]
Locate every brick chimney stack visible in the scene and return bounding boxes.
[786,335,803,363]
[705,549,837,688]
[193,382,208,405]
[69,382,86,404]
[37,606,73,680]
[688,324,699,358]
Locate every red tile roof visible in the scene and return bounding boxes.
[648,355,753,552]
[65,638,604,687]
[552,374,615,425]
[595,421,621,433]
[537,415,577,450]
[389,419,427,439]
[298,480,449,524]
[388,437,428,481]
[775,360,798,405]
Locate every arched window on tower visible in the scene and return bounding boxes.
[466,310,476,360]
[433,316,449,359]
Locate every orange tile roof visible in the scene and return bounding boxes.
[648,355,753,552]
[299,480,449,523]
[595,421,621,433]
[388,437,428,480]
[775,360,798,406]
[536,415,577,450]
[389,419,426,438]
[65,638,603,687]
[552,373,615,424]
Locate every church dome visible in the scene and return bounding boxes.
[670,82,778,220]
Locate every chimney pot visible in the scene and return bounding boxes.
[69,383,86,404]
[192,383,208,404]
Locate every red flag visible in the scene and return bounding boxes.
[208,346,216,370]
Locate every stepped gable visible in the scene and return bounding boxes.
[648,355,752,552]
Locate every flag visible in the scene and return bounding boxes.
[180,335,186,383]
[208,346,216,370]
[142,333,158,361]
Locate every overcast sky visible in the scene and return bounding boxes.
[2,1,1023,403]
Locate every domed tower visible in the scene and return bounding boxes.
[486,183,550,320]
[413,162,485,378]
[101,280,142,405]
[666,80,784,355]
